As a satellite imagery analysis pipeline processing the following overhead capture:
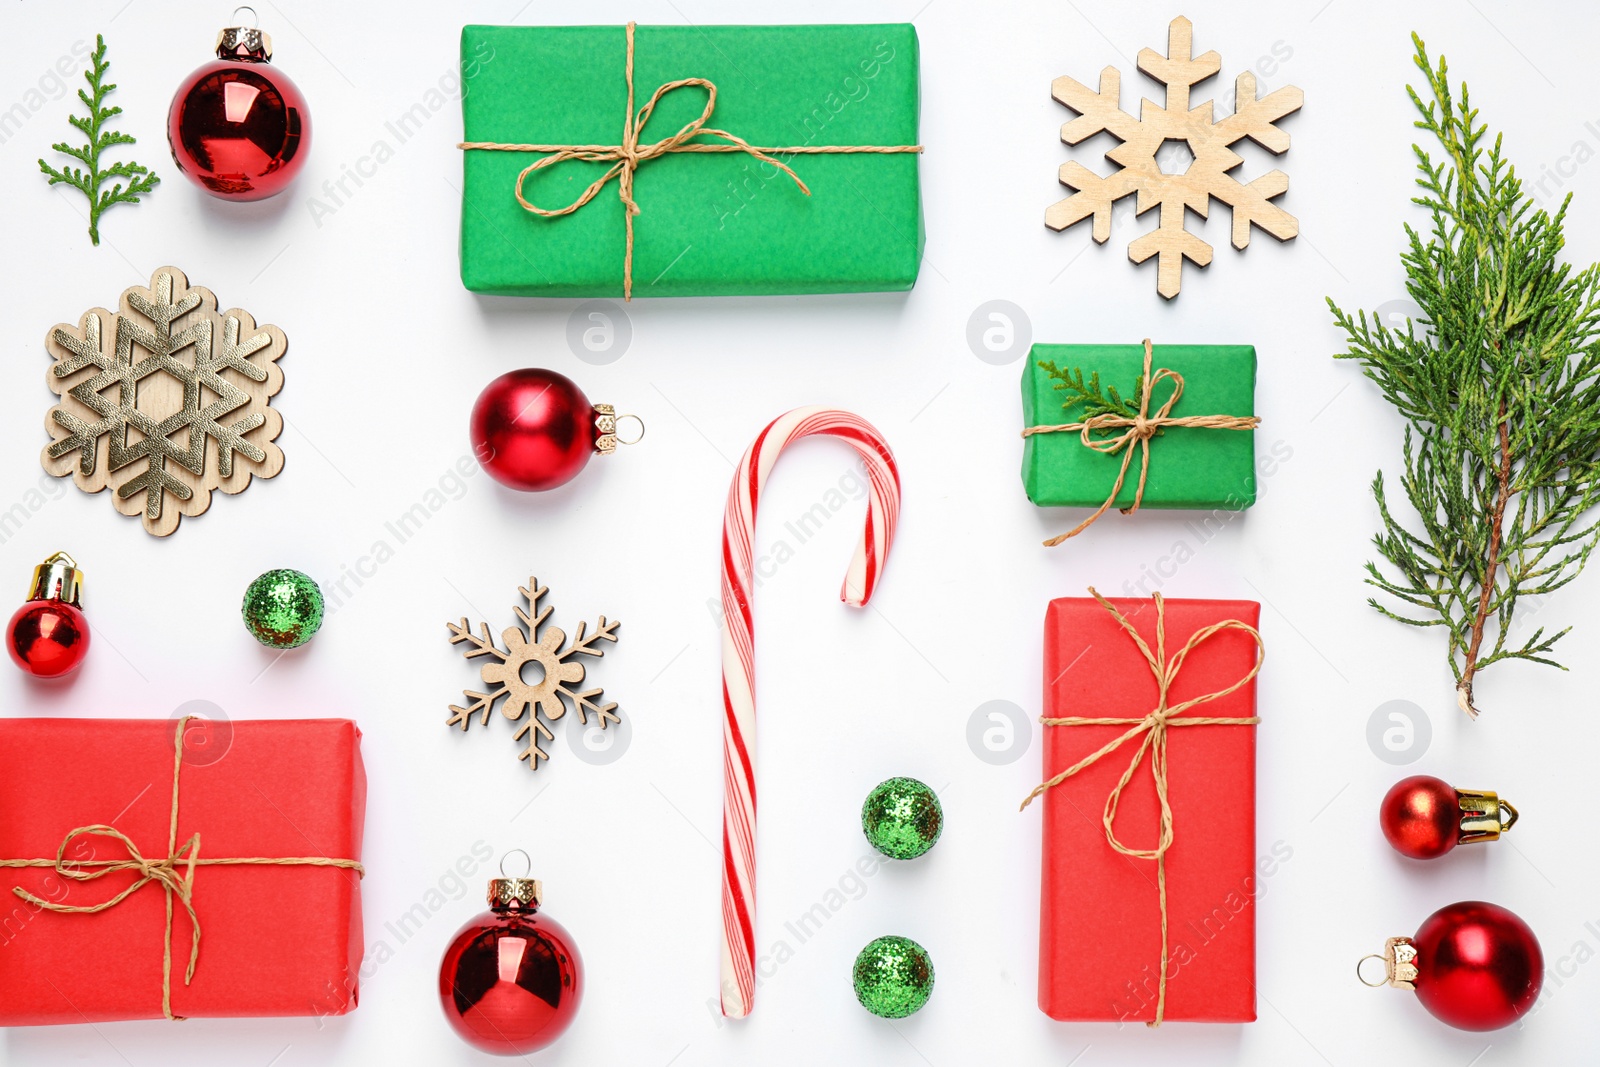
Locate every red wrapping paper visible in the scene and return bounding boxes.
[1037,596,1259,1023]
[0,718,366,1025]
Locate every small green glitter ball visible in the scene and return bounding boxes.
[853,935,934,1018]
[861,776,943,860]
[241,569,325,649]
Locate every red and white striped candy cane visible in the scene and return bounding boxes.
[719,406,902,1018]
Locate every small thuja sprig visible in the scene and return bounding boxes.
[1037,361,1159,437]
[1327,33,1600,718]
[39,34,159,246]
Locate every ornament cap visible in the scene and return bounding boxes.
[27,552,83,607]
[216,8,272,61]
[488,877,542,910]
[488,849,541,909]
[1458,788,1517,843]
[1359,936,1419,990]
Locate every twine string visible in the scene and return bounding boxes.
[1021,340,1261,546]
[457,21,923,299]
[1019,588,1263,1026]
[0,716,365,1021]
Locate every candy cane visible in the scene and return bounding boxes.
[719,406,902,1018]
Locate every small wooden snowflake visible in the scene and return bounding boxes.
[446,576,620,770]
[1045,17,1304,298]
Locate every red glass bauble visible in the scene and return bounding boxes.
[471,369,601,492]
[168,52,310,200]
[7,601,90,679]
[439,898,583,1055]
[1413,901,1542,1031]
[1380,775,1460,859]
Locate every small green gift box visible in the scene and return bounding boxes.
[1020,343,1259,539]
[458,23,923,298]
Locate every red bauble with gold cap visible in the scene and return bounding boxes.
[438,857,583,1055]
[470,369,642,492]
[1379,775,1518,860]
[167,14,310,200]
[1363,901,1543,1031]
[6,552,89,679]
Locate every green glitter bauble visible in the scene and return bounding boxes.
[861,776,943,860]
[852,935,934,1018]
[241,569,324,649]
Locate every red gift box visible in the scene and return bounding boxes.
[1032,592,1261,1024]
[0,717,366,1025]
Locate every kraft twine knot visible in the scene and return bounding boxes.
[458,21,923,299]
[0,717,365,1021]
[1022,339,1260,546]
[1020,588,1263,1026]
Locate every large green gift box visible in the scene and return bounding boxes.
[458,24,924,298]
[1021,343,1258,511]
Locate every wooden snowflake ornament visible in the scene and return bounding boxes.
[1045,17,1304,298]
[41,267,286,536]
[447,577,621,770]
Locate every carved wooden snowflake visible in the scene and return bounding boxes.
[1045,17,1304,298]
[40,266,285,536]
[447,577,621,770]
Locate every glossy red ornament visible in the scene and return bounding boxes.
[1380,775,1518,860]
[439,865,582,1055]
[167,20,310,200]
[6,552,89,679]
[1364,901,1542,1031]
[471,369,633,492]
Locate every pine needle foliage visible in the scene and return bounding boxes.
[1038,361,1155,434]
[1328,34,1600,718]
[38,34,158,246]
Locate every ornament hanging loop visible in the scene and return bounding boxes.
[231,5,258,27]
[500,848,532,878]
[613,414,646,446]
[1356,953,1390,988]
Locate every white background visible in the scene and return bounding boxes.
[1,0,1597,1064]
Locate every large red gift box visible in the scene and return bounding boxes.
[0,717,366,1024]
[1035,593,1261,1023]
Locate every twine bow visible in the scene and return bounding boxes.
[1020,589,1263,1026]
[1021,339,1260,546]
[0,716,365,1021]
[458,21,923,299]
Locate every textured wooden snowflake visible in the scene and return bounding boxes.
[447,577,621,770]
[1045,17,1304,298]
[40,267,285,536]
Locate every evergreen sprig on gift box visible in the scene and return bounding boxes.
[38,34,158,246]
[1038,361,1156,434]
[1328,34,1600,719]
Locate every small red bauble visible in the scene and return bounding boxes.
[471,369,639,492]
[1364,901,1543,1031]
[6,552,90,680]
[439,862,582,1055]
[167,18,310,200]
[1380,775,1518,859]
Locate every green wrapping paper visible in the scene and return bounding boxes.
[1021,343,1258,511]
[458,24,924,298]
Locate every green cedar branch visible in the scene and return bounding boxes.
[1037,361,1157,436]
[38,34,159,246]
[1328,33,1600,718]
